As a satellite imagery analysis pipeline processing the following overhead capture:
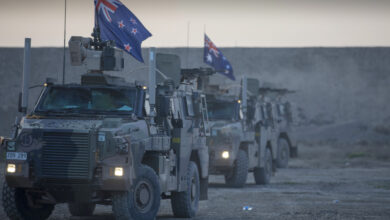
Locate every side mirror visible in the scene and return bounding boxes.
[0,136,4,148]
[239,109,244,120]
[144,99,151,116]
[235,102,243,121]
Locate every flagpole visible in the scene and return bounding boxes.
[186,21,190,68]
[93,2,101,50]
[203,24,206,68]
[62,0,67,85]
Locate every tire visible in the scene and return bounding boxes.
[2,181,54,220]
[112,165,160,220]
[276,138,289,168]
[254,148,272,185]
[171,161,200,218]
[224,149,248,188]
[68,202,95,216]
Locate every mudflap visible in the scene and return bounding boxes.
[199,177,208,200]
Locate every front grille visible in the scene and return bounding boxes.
[41,132,91,179]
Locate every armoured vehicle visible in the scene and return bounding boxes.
[1,35,209,220]
[205,76,274,187]
[258,85,298,168]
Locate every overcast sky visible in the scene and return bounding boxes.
[0,0,389,47]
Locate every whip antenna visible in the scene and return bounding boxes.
[62,0,67,84]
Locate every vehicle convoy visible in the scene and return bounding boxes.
[1,35,209,220]
[258,85,299,168]
[204,76,276,187]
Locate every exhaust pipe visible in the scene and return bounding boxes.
[21,38,31,115]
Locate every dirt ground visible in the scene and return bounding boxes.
[1,143,390,220]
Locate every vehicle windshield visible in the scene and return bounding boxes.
[35,86,137,115]
[207,101,237,120]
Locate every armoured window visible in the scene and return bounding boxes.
[172,98,180,119]
[207,100,237,121]
[184,95,195,117]
[36,86,137,115]
[278,104,285,116]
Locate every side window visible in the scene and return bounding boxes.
[183,95,195,117]
[278,104,285,116]
[247,105,255,121]
[172,97,180,119]
[261,105,268,119]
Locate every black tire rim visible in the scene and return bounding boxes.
[134,180,154,213]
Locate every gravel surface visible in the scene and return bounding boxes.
[1,143,390,220]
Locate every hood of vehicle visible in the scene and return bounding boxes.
[209,120,242,137]
[21,117,103,131]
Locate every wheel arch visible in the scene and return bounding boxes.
[141,151,160,174]
[278,132,292,148]
[239,141,249,155]
[190,150,208,200]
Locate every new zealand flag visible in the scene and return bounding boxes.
[204,34,235,81]
[95,0,151,62]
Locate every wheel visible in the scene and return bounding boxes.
[2,181,54,220]
[224,149,248,188]
[276,138,289,168]
[254,148,272,185]
[171,161,200,218]
[290,146,298,158]
[68,202,95,216]
[112,165,160,220]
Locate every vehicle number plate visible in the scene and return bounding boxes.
[6,152,27,160]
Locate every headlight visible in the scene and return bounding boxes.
[222,151,230,159]
[7,164,16,173]
[114,167,123,176]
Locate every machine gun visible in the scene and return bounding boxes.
[69,36,124,72]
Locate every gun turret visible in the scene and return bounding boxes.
[69,36,124,72]
[181,68,215,91]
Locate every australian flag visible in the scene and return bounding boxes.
[204,34,235,81]
[95,0,151,62]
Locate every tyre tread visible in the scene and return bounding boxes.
[225,149,248,188]
[171,161,199,218]
[2,181,54,220]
